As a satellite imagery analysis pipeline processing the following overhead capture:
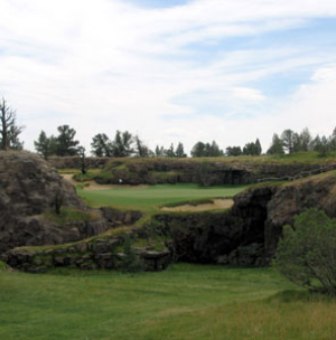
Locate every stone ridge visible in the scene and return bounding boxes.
[0,151,141,254]
[0,150,83,216]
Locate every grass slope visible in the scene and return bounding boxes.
[77,184,246,212]
[2,264,335,339]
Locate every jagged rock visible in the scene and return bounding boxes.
[0,151,141,254]
[4,230,171,273]
[0,151,83,215]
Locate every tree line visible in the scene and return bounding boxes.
[1,97,336,158]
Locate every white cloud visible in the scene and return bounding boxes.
[0,0,336,153]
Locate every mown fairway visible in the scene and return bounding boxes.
[77,184,246,211]
[1,263,336,340]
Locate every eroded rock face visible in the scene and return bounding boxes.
[231,172,336,263]
[0,151,83,215]
[4,229,171,273]
[264,174,336,260]
[0,151,140,254]
[152,173,336,266]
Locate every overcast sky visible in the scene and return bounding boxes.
[1,0,336,154]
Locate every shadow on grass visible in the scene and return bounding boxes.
[267,289,336,303]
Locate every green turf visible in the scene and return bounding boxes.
[77,184,246,212]
[0,264,335,339]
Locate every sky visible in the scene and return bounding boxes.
[1,0,336,154]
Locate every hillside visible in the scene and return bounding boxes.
[53,152,336,186]
[5,157,336,272]
[0,151,139,254]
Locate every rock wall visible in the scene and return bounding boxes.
[48,156,335,185]
[95,158,333,186]
[4,226,171,273]
[48,156,109,169]
[147,171,336,266]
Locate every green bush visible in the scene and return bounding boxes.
[0,261,8,271]
[275,208,336,295]
[120,236,143,273]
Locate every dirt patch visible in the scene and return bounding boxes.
[62,174,76,184]
[84,183,149,191]
[161,199,234,212]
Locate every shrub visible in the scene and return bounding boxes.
[275,208,336,295]
[120,236,143,273]
[0,260,8,271]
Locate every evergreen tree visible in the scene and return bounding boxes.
[111,130,133,157]
[155,145,165,157]
[255,138,262,155]
[207,141,223,156]
[267,133,284,155]
[191,141,206,157]
[281,129,295,154]
[226,146,242,156]
[175,142,186,158]
[166,143,176,157]
[34,130,55,159]
[91,133,112,157]
[134,135,150,157]
[329,127,336,151]
[299,128,312,152]
[55,125,79,156]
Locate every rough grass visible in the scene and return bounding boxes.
[0,260,8,271]
[43,207,100,225]
[103,151,336,168]
[77,183,246,212]
[1,264,335,339]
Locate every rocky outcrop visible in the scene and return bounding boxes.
[0,151,83,215]
[94,157,335,186]
[229,171,336,263]
[0,151,141,254]
[145,171,336,266]
[4,226,171,273]
[48,156,109,169]
[3,151,336,271]
[264,174,336,260]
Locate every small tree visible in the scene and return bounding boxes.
[34,130,57,160]
[55,125,80,156]
[120,235,143,273]
[53,189,64,215]
[91,133,113,157]
[111,130,133,157]
[243,139,262,156]
[175,142,187,158]
[275,209,336,295]
[166,143,176,157]
[155,145,167,157]
[226,146,242,156]
[78,146,87,175]
[0,98,24,150]
[267,133,284,155]
[191,141,206,157]
[134,135,150,157]
[281,129,295,154]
